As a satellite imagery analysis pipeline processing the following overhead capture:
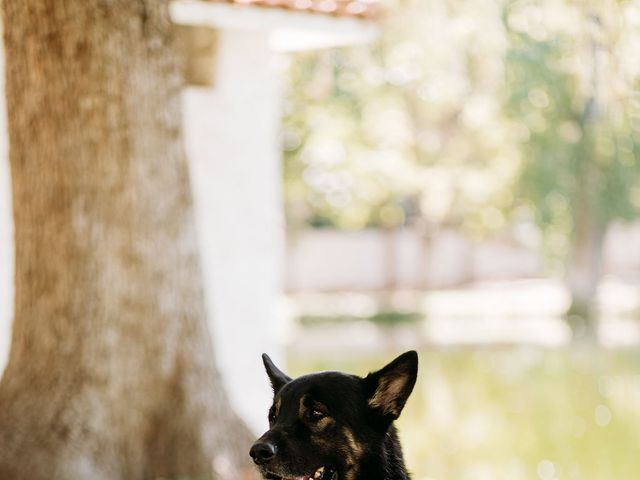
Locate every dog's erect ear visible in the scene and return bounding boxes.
[262,353,292,394]
[363,350,418,421]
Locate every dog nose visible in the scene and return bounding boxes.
[250,441,277,464]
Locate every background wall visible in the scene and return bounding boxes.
[285,225,640,293]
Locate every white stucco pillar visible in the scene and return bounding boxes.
[182,29,283,433]
[0,25,14,378]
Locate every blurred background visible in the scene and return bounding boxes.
[280,1,640,478]
[2,0,640,479]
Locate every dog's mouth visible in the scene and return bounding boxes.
[267,465,337,480]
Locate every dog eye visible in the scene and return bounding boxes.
[311,409,326,420]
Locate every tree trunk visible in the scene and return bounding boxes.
[565,95,605,344]
[0,2,256,479]
[565,209,605,343]
[564,27,607,344]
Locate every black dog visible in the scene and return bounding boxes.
[249,351,418,480]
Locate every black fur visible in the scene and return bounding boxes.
[249,351,418,480]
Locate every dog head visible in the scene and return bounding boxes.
[249,351,418,480]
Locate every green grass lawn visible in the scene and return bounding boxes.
[289,347,640,480]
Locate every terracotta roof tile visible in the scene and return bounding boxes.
[211,0,379,19]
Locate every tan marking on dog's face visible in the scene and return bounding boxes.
[342,427,363,458]
[315,414,334,430]
[343,469,357,480]
[340,426,363,480]
[274,397,281,418]
[298,394,308,418]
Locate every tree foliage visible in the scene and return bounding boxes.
[503,0,640,261]
[283,0,640,267]
[284,0,516,235]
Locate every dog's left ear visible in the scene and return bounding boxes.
[363,350,418,421]
[262,353,292,394]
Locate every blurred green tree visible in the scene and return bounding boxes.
[282,0,640,340]
[283,0,516,235]
[503,0,640,340]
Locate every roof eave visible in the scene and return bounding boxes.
[170,0,379,51]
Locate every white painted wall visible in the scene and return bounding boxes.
[285,228,541,292]
[182,29,283,433]
[285,226,640,293]
[604,221,640,276]
[286,230,390,291]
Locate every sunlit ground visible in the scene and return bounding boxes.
[289,348,640,480]
[283,278,640,354]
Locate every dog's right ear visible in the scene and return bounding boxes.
[362,350,418,422]
[262,353,292,394]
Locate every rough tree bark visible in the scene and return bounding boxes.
[0,1,256,479]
